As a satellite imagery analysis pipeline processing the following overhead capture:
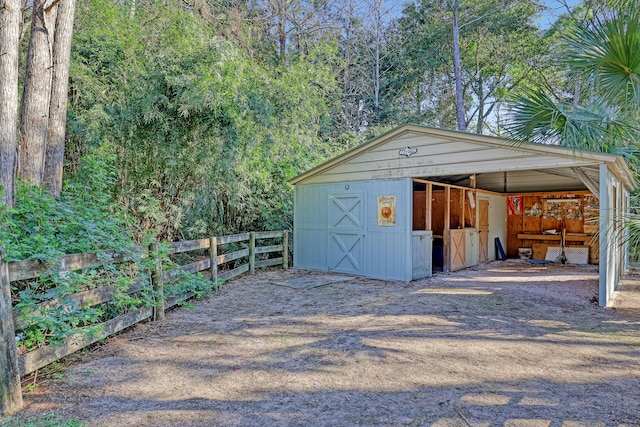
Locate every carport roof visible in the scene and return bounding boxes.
[289,124,637,193]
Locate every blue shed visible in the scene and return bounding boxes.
[289,124,637,306]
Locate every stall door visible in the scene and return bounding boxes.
[448,229,466,271]
[328,193,364,274]
[479,199,489,262]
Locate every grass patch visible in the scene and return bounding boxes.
[0,414,86,427]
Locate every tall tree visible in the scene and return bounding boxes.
[372,0,383,111]
[259,0,339,59]
[384,1,451,127]
[449,0,466,131]
[385,0,543,134]
[336,0,396,133]
[0,0,21,206]
[18,0,58,185]
[44,0,77,196]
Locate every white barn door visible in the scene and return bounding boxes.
[328,193,364,274]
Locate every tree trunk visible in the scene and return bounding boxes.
[342,0,352,130]
[451,0,466,131]
[373,0,381,110]
[0,0,21,206]
[476,73,484,134]
[277,2,286,58]
[17,0,57,186]
[44,0,76,197]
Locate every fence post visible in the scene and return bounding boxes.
[209,236,218,285]
[249,232,255,275]
[282,230,289,270]
[0,249,23,415]
[150,244,165,321]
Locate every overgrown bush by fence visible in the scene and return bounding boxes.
[0,230,287,415]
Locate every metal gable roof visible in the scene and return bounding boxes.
[289,124,637,191]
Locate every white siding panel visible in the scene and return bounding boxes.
[599,165,625,307]
[294,185,328,270]
[412,231,433,279]
[376,134,451,150]
[623,189,631,272]
[350,146,489,165]
[465,229,479,267]
[327,146,529,176]
[306,155,600,185]
[293,178,412,281]
[290,125,634,190]
[358,140,486,163]
[296,128,607,186]
[478,194,507,261]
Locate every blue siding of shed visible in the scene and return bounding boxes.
[294,178,412,281]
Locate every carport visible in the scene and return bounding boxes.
[290,124,637,306]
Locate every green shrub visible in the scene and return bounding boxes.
[0,152,210,352]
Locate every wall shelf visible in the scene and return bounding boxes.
[516,233,594,243]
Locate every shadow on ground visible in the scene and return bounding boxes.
[11,260,640,426]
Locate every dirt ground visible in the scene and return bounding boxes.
[12,260,640,426]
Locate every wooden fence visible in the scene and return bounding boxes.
[0,230,288,415]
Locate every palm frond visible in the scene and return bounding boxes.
[506,89,565,144]
[565,4,640,106]
[506,89,639,151]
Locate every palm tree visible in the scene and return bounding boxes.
[509,0,640,148]
[507,0,640,260]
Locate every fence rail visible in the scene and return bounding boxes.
[0,230,288,415]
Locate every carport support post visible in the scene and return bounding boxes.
[598,164,609,306]
[283,230,289,269]
[0,249,23,415]
[443,186,451,272]
[150,243,165,321]
[425,183,432,231]
[249,232,255,275]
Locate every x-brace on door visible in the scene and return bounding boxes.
[328,193,364,274]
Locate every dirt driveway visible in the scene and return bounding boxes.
[15,261,640,426]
